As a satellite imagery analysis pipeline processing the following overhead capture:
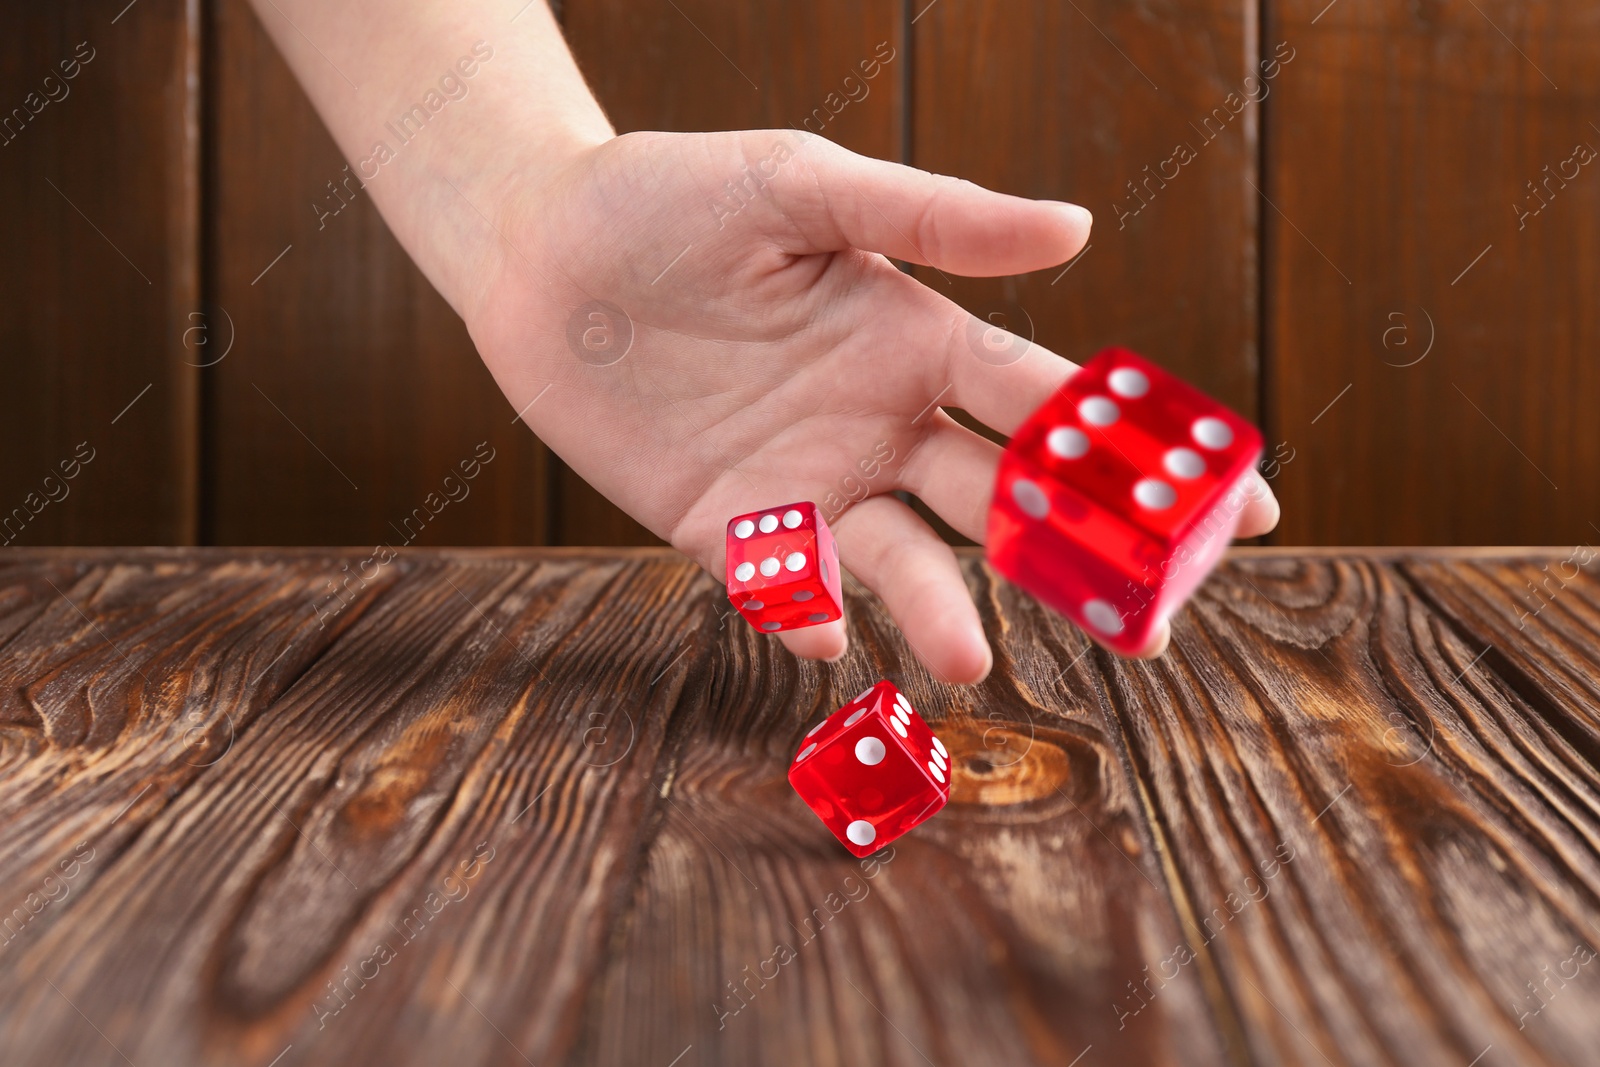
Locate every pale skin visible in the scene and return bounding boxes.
[251,0,1280,684]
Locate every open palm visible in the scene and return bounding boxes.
[462,130,1279,683]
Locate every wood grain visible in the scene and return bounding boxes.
[904,0,1261,547]
[0,0,200,544]
[577,568,1225,1066]
[205,0,550,547]
[1122,555,1600,1065]
[910,0,1261,417]
[1,547,1598,1066]
[1262,0,1600,545]
[564,0,902,159]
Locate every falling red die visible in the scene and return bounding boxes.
[986,348,1263,654]
[725,501,843,633]
[788,680,950,857]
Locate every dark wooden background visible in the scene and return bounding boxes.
[2,0,1595,549]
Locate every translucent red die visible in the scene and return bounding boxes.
[788,681,950,856]
[986,348,1263,654]
[726,501,844,633]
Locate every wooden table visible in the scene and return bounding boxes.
[1,548,1597,1067]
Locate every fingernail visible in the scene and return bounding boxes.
[1044,201,1093,229]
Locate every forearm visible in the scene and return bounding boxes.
[247,0,613,315]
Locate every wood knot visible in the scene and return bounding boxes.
[338,764,431,835]
[936,720,1077,807]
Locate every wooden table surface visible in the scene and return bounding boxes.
[2,547,1598,1067]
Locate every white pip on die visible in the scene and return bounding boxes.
[787,680,951,857]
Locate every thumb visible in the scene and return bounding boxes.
[768,133,1092,276]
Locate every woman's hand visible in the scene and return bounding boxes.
[461,129,1280,682]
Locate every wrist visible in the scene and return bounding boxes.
[419,113,611,323]
[337,18,614,321]
[247,0,615,319]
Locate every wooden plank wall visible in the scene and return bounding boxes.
[1263,0,1600,547]
[911,0,1260,418]
[0,0,199,545]
[206,0,549,547]
[1,0,1596,548]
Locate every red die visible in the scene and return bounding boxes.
[788,681,950,856]
[986,348,1262,654]
[726,501,844,633]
